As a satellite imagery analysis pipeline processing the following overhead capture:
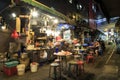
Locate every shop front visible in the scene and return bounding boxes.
[0,0,77,77]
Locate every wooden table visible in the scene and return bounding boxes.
[26,47,48,62]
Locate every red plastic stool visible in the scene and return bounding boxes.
[77,61,84,72]
[86,55,94,63]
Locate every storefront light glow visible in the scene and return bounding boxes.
[69,0,72,4]
[46,30,52,36]
[53,19,58,24]
[73,15,75,19]
[31,11,38,17]
[1,26,6,30]
[12,13,16,17]
[104,32,108,36]
[55,31,60,36]
[47,15,54,19]
[77,4,82,10]
[46,30,60,36]
[43,28,46,31]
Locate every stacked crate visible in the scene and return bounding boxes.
[3,61,19,76]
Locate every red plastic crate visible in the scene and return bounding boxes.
[3,66,17,76]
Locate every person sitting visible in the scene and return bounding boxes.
[40,50,47,59]
[93,41,100,56]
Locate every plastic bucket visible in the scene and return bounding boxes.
[17,64,25,75]
[30,62,38,72]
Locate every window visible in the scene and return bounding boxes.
[77,4,82,10]
[92,4,96,12]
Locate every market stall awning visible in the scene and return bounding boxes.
[97,23,115,31]
[22,0,75,25]
[97,23,115,36]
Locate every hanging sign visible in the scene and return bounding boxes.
[63,30,71,40]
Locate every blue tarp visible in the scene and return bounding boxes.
[56,23,75,31]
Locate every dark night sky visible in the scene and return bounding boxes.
[36,0,78,15]
[0,0,11,12]
[0,0,88,16]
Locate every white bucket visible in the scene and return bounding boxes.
[17,64,25,75]
[30,62,38,72]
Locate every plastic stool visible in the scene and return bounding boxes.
[86,55,94,63]
[68,61,79,77]
[54,59,63,69]
[77,61,84,72]
[49,62,61,80]
[74,55,81,61]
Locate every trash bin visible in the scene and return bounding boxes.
[30,62,38,72]
[17,64,25,75]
